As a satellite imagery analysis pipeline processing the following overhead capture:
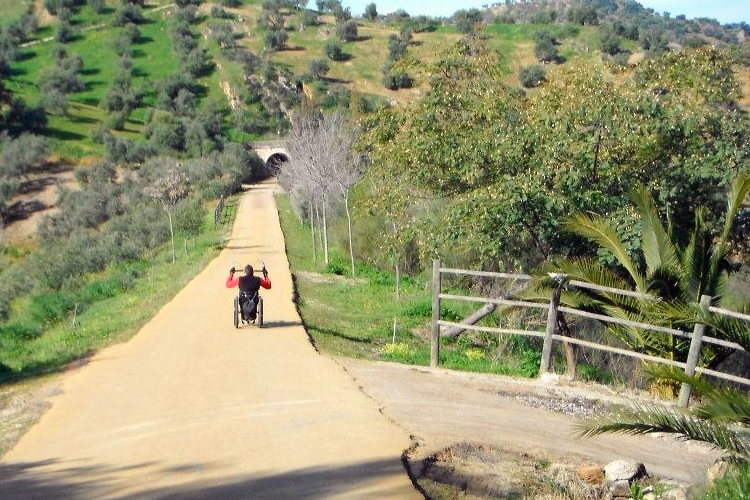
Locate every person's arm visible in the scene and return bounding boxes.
[260,266,271,289]
[260,275,271,289]
[225,267,239,288]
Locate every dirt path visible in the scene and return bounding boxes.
[342,359,719,489]
[0,179,421,499]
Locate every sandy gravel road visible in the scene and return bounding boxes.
[342,359,719,487]
[0,180,422,500]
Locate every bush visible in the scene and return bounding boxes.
[336,20,357,41]
[219,0,242,6]
[264,28,287,50]
[519,64,546,88]
[1,134,49,178]
[88,0,106,14]
[112,4,144,26]
[324,41,344,61]
[301,9,318,28]
[308,58,329,79]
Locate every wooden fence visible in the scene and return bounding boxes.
[430,259,750,407]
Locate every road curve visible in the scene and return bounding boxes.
[0,179,422,500]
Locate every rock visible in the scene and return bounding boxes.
[540,372,562,385]
[643,493,656,500]
[605,460,647,483]
[610,479,631,498]
[576,465,605,485]
[706,458,731,486]
[662,486,688,500]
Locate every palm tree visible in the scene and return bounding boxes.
[529,173,750,364]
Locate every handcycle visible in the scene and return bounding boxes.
[234,290,263,328]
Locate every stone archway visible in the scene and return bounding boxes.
[248,141,290,177]
[265,152,289,176]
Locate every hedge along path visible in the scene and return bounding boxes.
[0,178,421,500]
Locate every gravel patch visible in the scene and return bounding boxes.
[495,390,608,419]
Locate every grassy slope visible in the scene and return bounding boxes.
[2,1,621,159]
[0,195,239,380]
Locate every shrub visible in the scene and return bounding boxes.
[336,20,357,41]
[264,28,287,50]
[519,64,546,88]
[88,0,106,14]
[324,41,344,61]
[112,4,144,26]
[1,134,49,178]
[301,10,318,28]
[308,58,329,79]
[219,0,242,6]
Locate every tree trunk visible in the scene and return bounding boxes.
[322,201,329,265]
[395,261,401,301]
[442,302,498,338]
[344,193,355,277]
[557,313,577,379]
[315,201,324,262]
[168,211,176,263]
[309,200,317,262]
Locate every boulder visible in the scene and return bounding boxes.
[576,465,605,485]
[604,460,647,483]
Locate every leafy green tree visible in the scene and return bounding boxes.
[360,41,749,272]
[364,3,377,20]
[1,134,49,180]
[112,4,144,26]
[452,8,483,34]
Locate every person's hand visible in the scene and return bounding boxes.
[262,266,268,278]
[230,266,235,274]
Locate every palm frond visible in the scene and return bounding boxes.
[578,404,750,458]
[563,213,647,292]
[644,366,750,424]
[722,172,750,241]
[632,185,680,276]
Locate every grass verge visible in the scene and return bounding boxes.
[276,192,544,376]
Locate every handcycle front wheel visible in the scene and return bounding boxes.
[233,297,239,328]
[258,296,263,328]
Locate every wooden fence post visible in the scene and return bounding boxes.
[539,281,562,375]
[678,295,712,408]
[431,259,441,368]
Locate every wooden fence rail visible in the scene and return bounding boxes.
[430,259,750,407]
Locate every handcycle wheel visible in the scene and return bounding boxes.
[257,296,263,328]
[233,297,239,328]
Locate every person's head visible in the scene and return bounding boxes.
[244,265,254,276]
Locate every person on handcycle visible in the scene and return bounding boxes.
[226,264,271,322]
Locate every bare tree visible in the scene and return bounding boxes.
[278,111,361,274]
[146,167,189,263]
